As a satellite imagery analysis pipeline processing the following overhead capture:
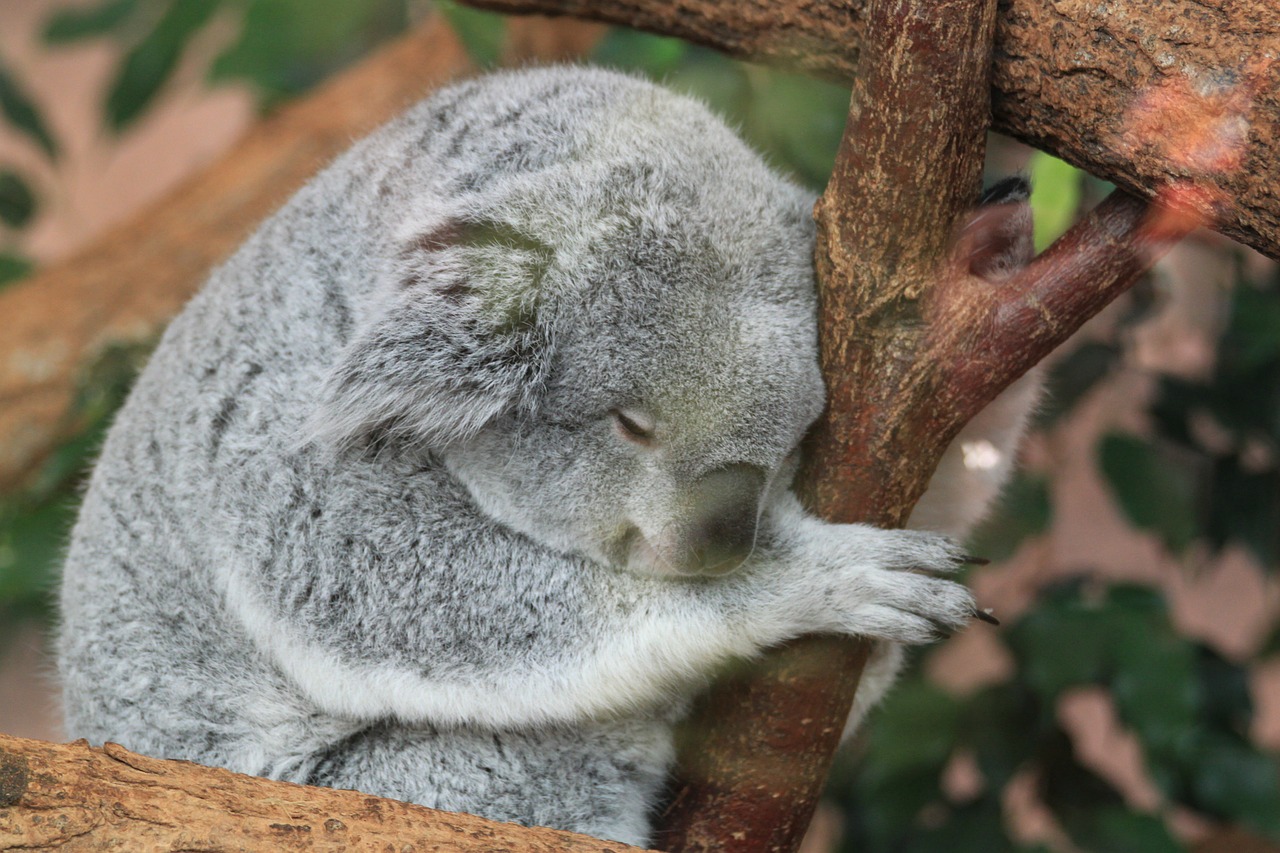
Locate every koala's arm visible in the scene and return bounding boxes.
[222,467,969,729]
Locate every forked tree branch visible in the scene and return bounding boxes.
[656,0,1194,850]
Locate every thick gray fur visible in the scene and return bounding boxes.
[59,67,1037,847]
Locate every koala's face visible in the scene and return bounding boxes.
[440,219,825,578]
[319,72,827,577]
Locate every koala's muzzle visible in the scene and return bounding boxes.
[680,463,767,576]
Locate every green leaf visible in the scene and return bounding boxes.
[905,799,1020,853]
[1194,646,1253,734]
[1186,733,1280,835]
[1098,433,1200,553]
[1038,726,1126,814]
[1226,283,1280,370]
[1028,152,1082,252]
[863,681,965,778]
[43,0,139,43]
[0,170,37,228]
[1208,463,1279,568]
[211,0,408,105]
[591,28,687,76]
[847,681,964,848]
[435,0,506,70]
[1066,809,1184,853]
[105,0,221,131]
[850,764,947,851]
[965,683,1042,790]
[0,499,75,600]
[1006,583,1111,699]
[1112,615,1197,763]
[0,58,59,158]
[0,252,32,289]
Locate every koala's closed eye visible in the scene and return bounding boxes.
[612,409,655,444]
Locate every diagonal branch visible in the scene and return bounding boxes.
[940,189,1191,425]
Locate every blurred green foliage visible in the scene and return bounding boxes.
[42,0,413,119]
[0,342,154,640]
[435,0,505,69]
[1,3,1278,849]
[834,583,1279,851]
[0,52,55,287]
[0,56,59,158]
[1153,267,1280,568]
[0,170,37,228]
[592,29,852,189]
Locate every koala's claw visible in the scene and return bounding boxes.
[973,607,1000,626]
[844,570,976,645]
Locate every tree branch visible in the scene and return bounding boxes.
[656,1,1196,850]
[660,1,998,850]
[459,0,1280,262]
[0,734,653,851]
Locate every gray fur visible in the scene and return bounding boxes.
[58,67,1035,846]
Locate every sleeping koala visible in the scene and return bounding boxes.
[58,66,1036,847]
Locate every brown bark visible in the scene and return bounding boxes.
[0,734,653,852]
[655,0,1194,850]
[658,1,997,848]
[459,0,1280,263]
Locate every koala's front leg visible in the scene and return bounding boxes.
[230,477,971,730]
[739,491,975,645]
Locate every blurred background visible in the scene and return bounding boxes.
[0,1,1277,851]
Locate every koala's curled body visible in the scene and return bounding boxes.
[59,67,1034,846]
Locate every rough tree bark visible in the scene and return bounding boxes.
[0,734,652,851]
[460,0,1280,262]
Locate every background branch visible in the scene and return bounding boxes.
[0,13,603,493]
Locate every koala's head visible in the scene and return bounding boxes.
[314,69,823,577]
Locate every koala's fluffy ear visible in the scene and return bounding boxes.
[308,218,554,453]
[957,176,1034,281]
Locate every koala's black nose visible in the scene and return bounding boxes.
[686,463,767,576]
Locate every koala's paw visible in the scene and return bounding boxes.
[838,530,976,645]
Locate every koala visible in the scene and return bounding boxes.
[58,66,1037,847]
